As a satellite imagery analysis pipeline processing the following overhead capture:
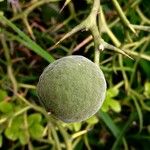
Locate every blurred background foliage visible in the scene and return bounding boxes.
[0,0,150,149]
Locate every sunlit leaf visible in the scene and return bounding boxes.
[28,113,42,126]
[5,116,24,141]
[28,113,44,139]
[101,87,121,113]
[0,89,7,102]
[72,122,82,132]
[107,88,119,98]
[18,130,28,145]
[110,99,121,113]
[86,115,99,125]
[29,124,44,139]
[0,101,13,113]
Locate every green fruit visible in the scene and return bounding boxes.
[37,55,106,123]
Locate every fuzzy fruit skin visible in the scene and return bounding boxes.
[37,55,106,123]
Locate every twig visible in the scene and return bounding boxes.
[112,0,136,34]
[1,34,18,95]
[99,6,121,47]
[73,36,93,52]
[54,0,132,65]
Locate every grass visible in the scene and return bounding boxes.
[0,0,150,149]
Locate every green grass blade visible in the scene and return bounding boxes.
[111,112,138,150]
[98,111,137,150]
[132,96,143,132]
[0,15,55,62]
[128,134,150,141]
[98,111,120,138]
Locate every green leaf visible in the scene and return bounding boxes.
[5,116,23,141]
[99,111,120,138]
[101,101,109,112]
[112,112,138,150]
[28,113,42,126]
[72,123,82,132]
[18,130,28,145]
[107,88,119,98]
[101,98,121,113]
[5,125,18,141]
[0,101,14,113]
[0,89,7,101]
[101,87,121,112]
[27,113,44,139]
[86,115,99,125]
[29,124,44,139]
[5,115,29,145]
[109,99,121,113]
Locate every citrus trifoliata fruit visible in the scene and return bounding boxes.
[37,55,106,123]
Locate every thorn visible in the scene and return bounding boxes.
[103,41,133,60]
[53,23,85,47]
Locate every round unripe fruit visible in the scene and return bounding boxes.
[37,55,106,123]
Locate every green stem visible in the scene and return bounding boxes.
[131,96,143,132]
[17,93,62,150]
[131,24,150,32]
[86,0,101,65]
[112,111,138,150]
[23,112,33,150]
[84,135,91,150]
[54,0,102,65]
[94,49,100,65]
[0,106,31,125]
[136,6,150,24]
[112,0,136,33]
[18,83,36,89]
[1,34,18,94]
[23,16,35,39]
[130,89,150,112]
[56,123,72,150]
[68,1,78,21]
[130,41,149,86]
[123,36,149,49]
[54,0,133,60]
[11,0,60,21]
[99,6,121,47]
[119,54,130,91]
